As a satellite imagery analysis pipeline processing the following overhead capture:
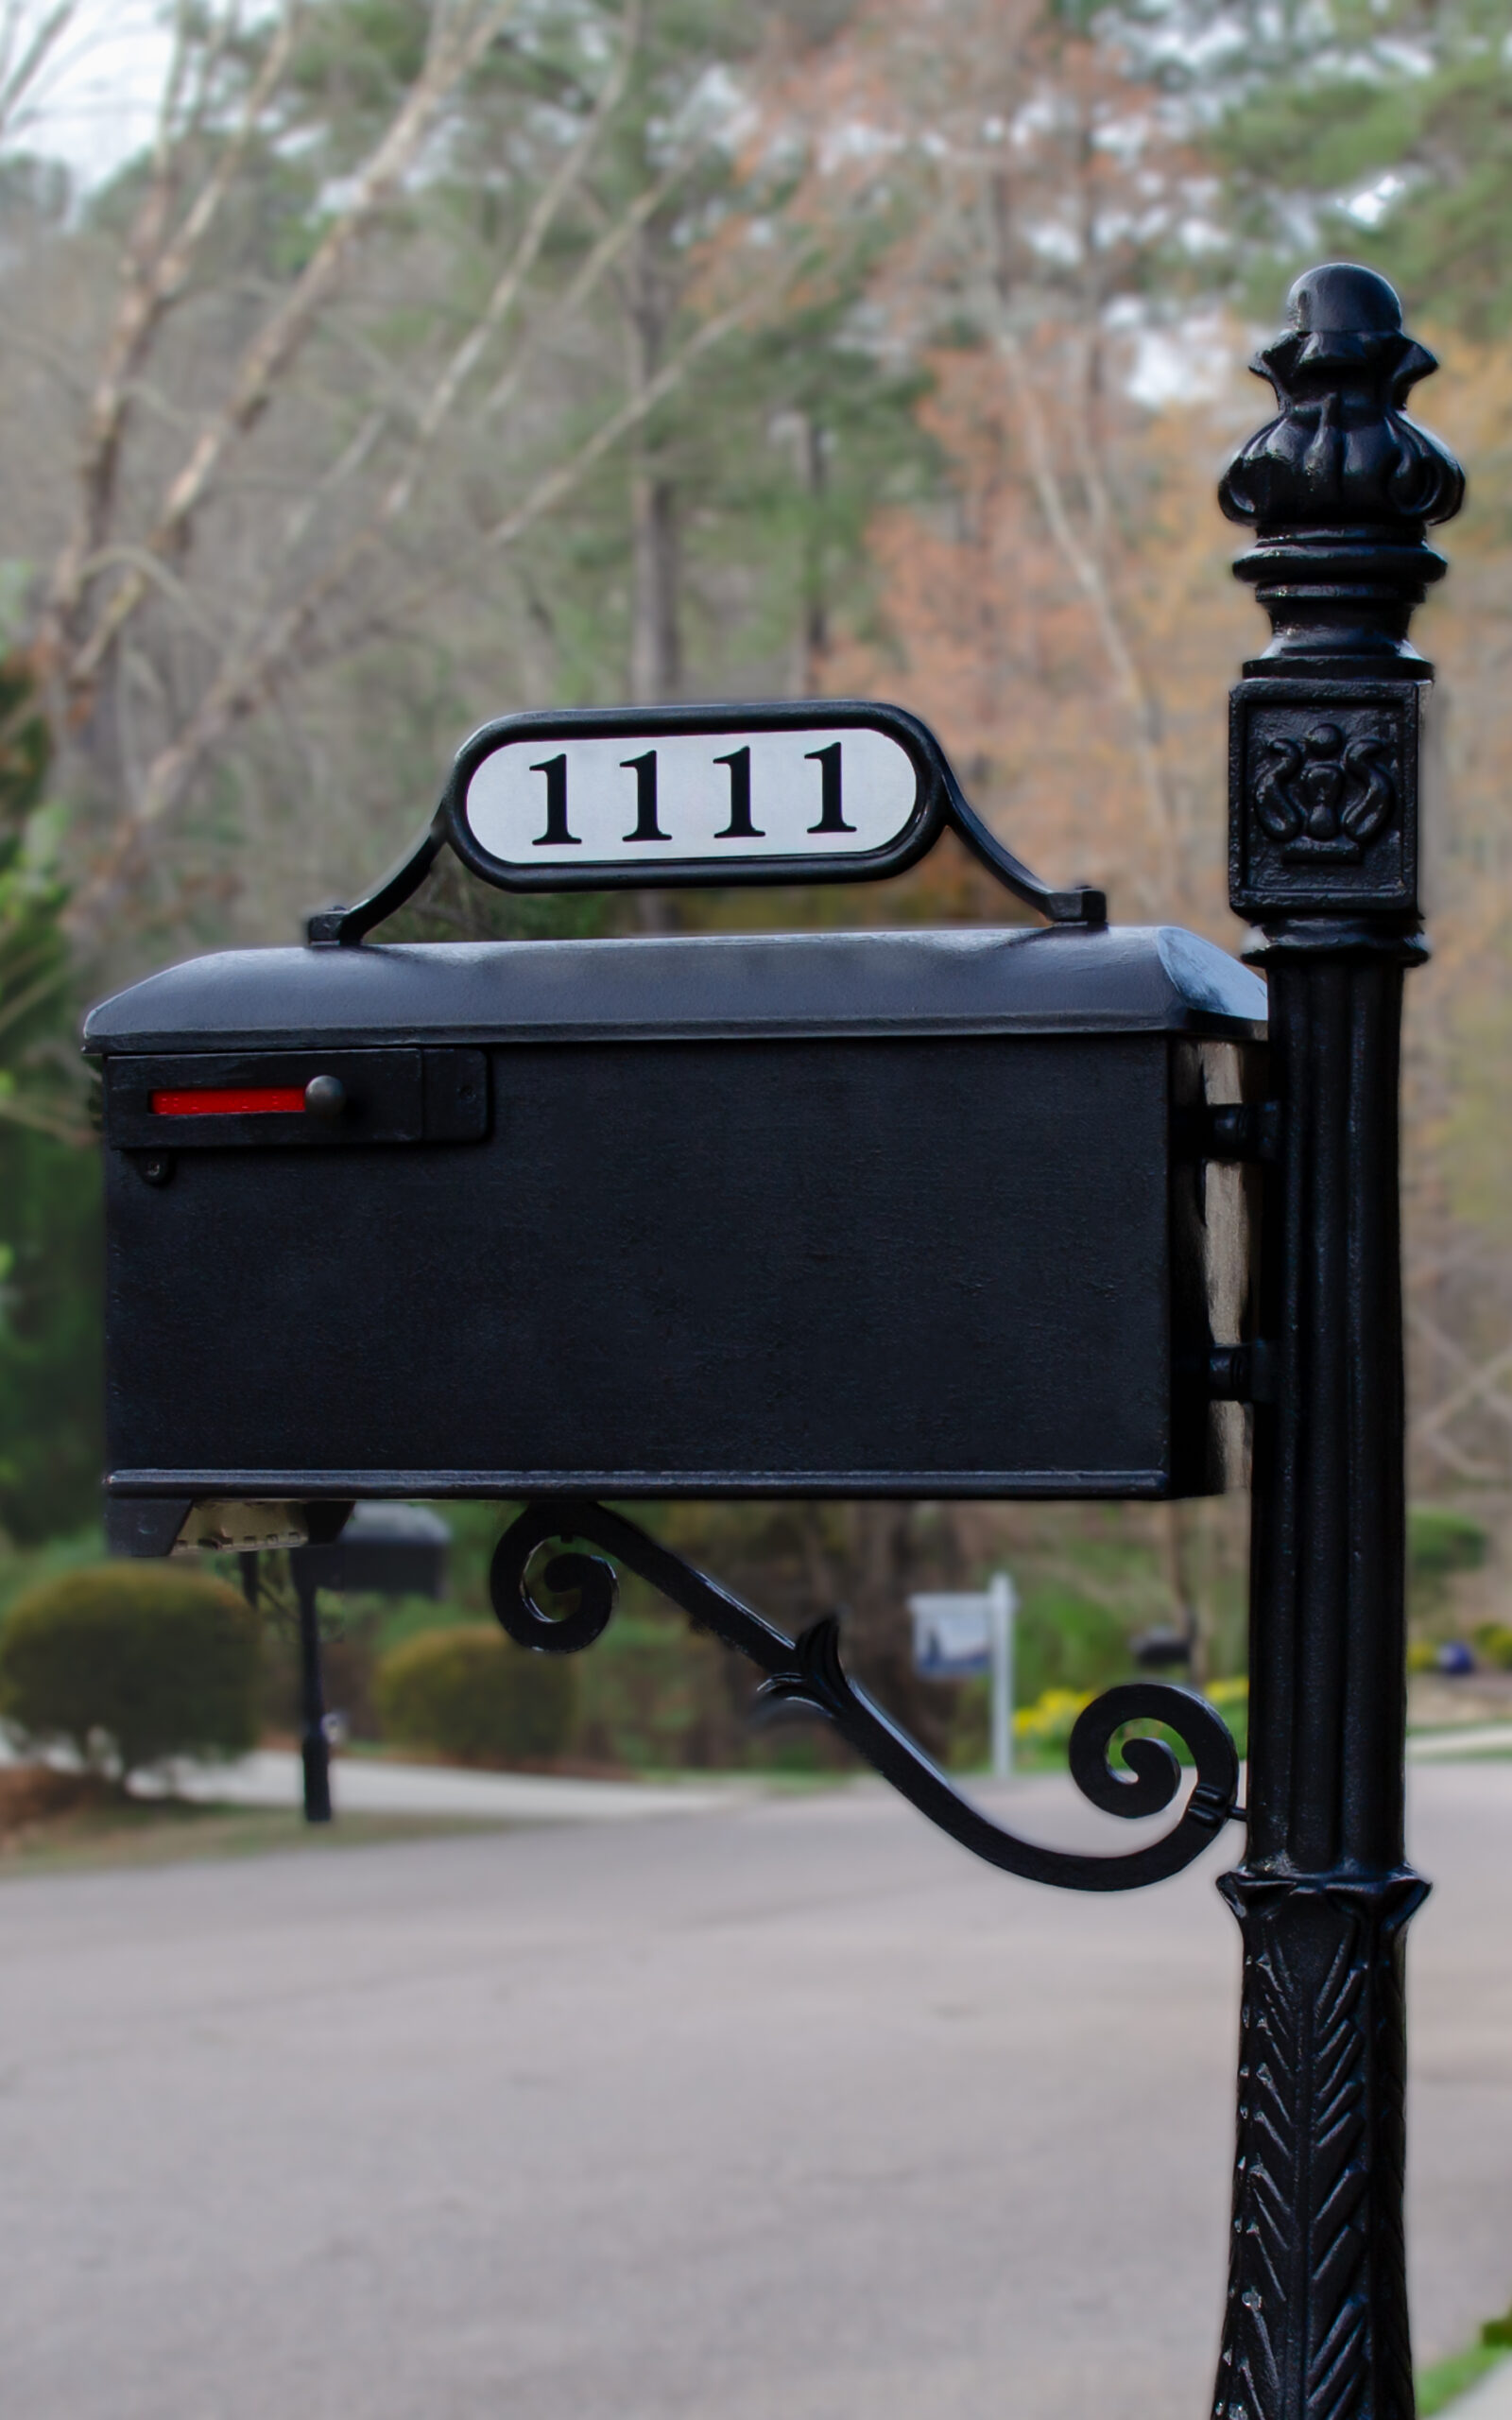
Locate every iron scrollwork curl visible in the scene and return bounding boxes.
[491,1500,1243,1893]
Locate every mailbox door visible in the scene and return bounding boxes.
[103,1028,1230,1503]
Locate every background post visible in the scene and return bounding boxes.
[1212,264,1464,2420]
[292,1559,333,1825]
[989,1571,1016,1782]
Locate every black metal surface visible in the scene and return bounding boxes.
[101,1031,1245,1505]
[303,700,1105,942]
[292,1558,333,1824]
[1219,260,1462,678]
[104,1047,488,1150]
[91,926,1263,1512]
[292,1501,450,1599]
[84,921,1264,1056]
[491,1500,1241,1892]
[1229,679,1421,923]
[1210,262,1461,2420]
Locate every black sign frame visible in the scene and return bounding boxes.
[307,698,1105,944]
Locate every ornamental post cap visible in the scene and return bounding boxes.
[1219,259,1464,535]
[1285,262,1403,335]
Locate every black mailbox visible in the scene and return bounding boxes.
[291,1499,450,1599]
[87,918,1264,1554]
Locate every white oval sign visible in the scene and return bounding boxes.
[460,723,922,871]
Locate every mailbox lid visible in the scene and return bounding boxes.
[84,923,1266,1053]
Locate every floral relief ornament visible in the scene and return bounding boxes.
[1251,719,1398,860]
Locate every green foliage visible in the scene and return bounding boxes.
[574,1613,739,1770]
[1188,0,1512,335]
[0,1523,107,1620]
[1410,1505,1487,1580]
[0,653,101,1541]
[375,1624,576,1764]
[1010,1675,1248,1774]
[0,1120,102,1541]
[1201,1677,1250,1762]
[1014,1583,1133,1704]
[1408,1505,1487,1622]
[1474,1624,1512,1671]
[1014,1686,1092,1763]
[0,1563,260,1777]
[1418,2343,1506,2416]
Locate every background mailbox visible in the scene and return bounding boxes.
[87,918,1264,1554]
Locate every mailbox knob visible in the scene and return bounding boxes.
[303,1074,346,1121]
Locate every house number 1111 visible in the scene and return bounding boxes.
[525,742,853,848]
[455,718,923,876]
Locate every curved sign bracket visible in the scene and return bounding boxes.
[308,699,1105,945]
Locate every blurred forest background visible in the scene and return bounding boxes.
[0,0,1509,1770]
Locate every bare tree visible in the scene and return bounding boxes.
[0,0,807,960]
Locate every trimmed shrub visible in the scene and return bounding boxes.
[1015,1686,1092,1762]
[1408,1507,1487,1616]
[1206,1676,1250,1762]
[1474,1623,1512,1671]
[1014,1584,1131,1705]
[575,1615,739,1770]
[376,1625,576,1765]
[1012,1675,1250,1772]
[0,1563,260,1779]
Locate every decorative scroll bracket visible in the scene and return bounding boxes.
[307,699,1106,945]
[490,1500,1243,1894]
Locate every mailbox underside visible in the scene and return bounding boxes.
[102,1029,1236,1516]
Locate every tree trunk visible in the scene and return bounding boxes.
[629,467,681,704]
[792,411,829,697]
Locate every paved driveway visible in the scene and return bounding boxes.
[2,1764,1510,2420]
[152,1748,738,1823]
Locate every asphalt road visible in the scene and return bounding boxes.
[4,1763,1512,2420]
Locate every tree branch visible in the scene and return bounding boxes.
[481,148,690,424]
[34,1,299,679]
[1409,1336,1512,1443]
[382,0,642,521]
[63,266,779,942]
[62,0,519,700]
[0,0,80,147]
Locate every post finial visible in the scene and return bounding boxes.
[1220,261,1464,670]
[1225,264,1466,930]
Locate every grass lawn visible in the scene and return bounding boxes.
[1418,2344,1506,2414]
[0,1767,520,1876]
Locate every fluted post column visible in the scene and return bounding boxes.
[1212,263,1464,2420]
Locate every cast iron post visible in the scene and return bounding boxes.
[1214,264,1464,2420]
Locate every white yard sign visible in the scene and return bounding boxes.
[910,1573,1018,1780]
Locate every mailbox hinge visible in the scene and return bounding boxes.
[1207,1342,1276,1404]
[1179,1100,1281,1164]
